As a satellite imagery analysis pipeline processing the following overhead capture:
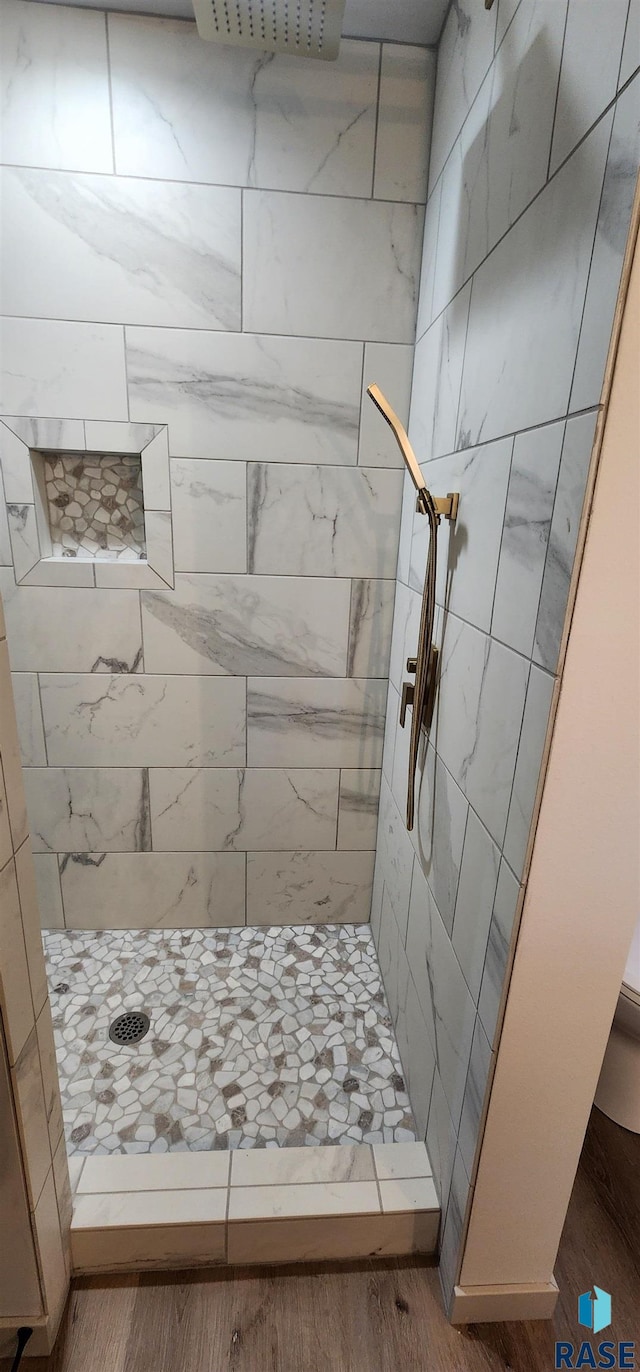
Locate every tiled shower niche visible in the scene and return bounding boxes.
[38,450,146,561]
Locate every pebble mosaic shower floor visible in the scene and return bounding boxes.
[43,925,416,1156]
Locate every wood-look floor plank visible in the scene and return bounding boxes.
[6,1109,639,1372]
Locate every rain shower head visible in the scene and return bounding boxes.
[192,0,347,59]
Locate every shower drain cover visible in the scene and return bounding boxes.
[108,1011,150,1046]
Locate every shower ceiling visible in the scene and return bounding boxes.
[25,0,448,44]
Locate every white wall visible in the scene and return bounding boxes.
[370,0,639,1308]
[0,0,435,932]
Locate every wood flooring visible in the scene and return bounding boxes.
[6,1108,639,1372]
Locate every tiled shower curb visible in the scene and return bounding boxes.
[69,1142,439,1273]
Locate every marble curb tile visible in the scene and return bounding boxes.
[373,1141,432,1182]
[71,1220,226,1273]
[226,1211,439,1264]
[230,1145,374,1187]
[379,1177,439,1213]
[78,1152,230,1194]
[228,1180,380,1221]
[72,1188,227,1230]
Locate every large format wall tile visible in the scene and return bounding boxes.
[337,769,381,851]
[243,191,423,342]
[347,580,395,679]
[109,17,379,197]
[406,860,476,1131]
[170,460,247,574]
[373,779,415,942]
[533,411,598,673]
[0,573,142,674]
[478,860,522,1049]
[248,851,375,925]
[435,616,529,847]
[126,328,362,465]
[411,746,468,937]
[0,318,128,421]
[491,421,565,657]
[358,343,413,468]
[451,808,500,1002]
[141,573,350,677]
[247,465,403,577]
[1,170,242,332]
[40,674,246,767]
[11,674,47,767]
[24,769,151,855]
[0,0,113,173]
[456,116,612,448]
[428,0,497,193]
[549,0,629,174]
[503,665,555,881]
[374,45,435,203]
[60,851,246,929]
[409,282,471,463]
[247,678,387,769]
[149,768,339,852]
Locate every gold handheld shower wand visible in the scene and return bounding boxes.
[366,384,459,831]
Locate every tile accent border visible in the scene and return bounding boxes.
[69,1142,439,1273]
[0,418,173,589]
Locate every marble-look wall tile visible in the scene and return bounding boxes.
[406,861,476,1130]
[417,437,513,632]
[491,421,565,657]
[451,807,501,1002]
[171,460,246,575]
[14,839,48,1018]
[393,960,437,1141]
[126,327,362,465]
[109,17,379,197]
[358,343,414,468]
[347,579,395,679]
[247,678,387,769]
[149,767,339,852]
[503,665,555,881]
[247,851,375,925]
[412,746,468,937]
[381,681,399,787]
[478,859,522,1048]
[337,769,381,851]
[571,76,640,411]
[0,858,33,1063]
[409,283,471,463]
[247,465,403,578]
[533,411,598,673]
[372,779,415,941]
[414,179,442,343]
[13,1027,52,1208]
[0,318,128,422]
[388,580,422,691]
[0,768,11,872]
[456,116,612,448]
[619,0,640,87]
[374,45,436,203]
[60,851,246,929]
[24,768,151,854]
[436,616,529,847]
[32,854,64,931]
[7,502,39,582]
[0,0,113,173]
[428,0,498,193]
[425,1068,457,1210]
[0,170,242,332]
[458,1015,493,1180]
[40,674,246,768]
[0,572,142,674]
[0,641,29,851]
[243,191,423,343]
[11,674,47,767]
[550,0,629,174]
[438,1146,471,1301]
[141,573,350,678]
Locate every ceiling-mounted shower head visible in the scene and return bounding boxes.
[192,0,347,59]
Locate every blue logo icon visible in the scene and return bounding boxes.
[578,1287,613,1335]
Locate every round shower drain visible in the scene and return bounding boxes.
[108,1011,150,1046]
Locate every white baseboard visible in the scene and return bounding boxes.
[448,1278,559,1324]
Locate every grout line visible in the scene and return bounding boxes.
[370,43,383,201]
[1,311,415,350]
[545,0,570,184]
[487,433,516,639]
[103,12,117,177]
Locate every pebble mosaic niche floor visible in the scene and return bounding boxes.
[43,925,416,1156]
